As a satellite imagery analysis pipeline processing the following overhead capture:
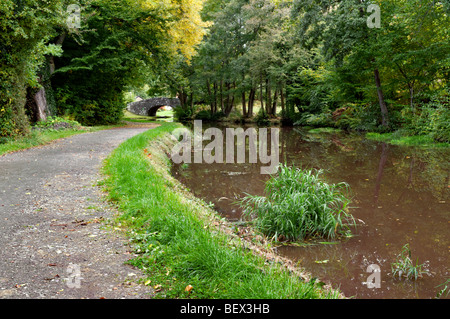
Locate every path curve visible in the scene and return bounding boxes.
[0,123,158,299]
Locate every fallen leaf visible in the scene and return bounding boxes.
[153,284,162,292]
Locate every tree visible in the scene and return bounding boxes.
[0,0,65,137]
[51,0,208,125]
[291,0,449,129]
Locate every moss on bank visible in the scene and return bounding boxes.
[101,122,343,299]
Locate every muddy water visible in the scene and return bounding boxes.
[171,125,449,299]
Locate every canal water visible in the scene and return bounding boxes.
[171,125,449,299]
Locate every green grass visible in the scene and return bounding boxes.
[0,128,86,156]
[102,122,341,299]
[0,124,126,156]
[239,164,355,241]
[366,132,449,148]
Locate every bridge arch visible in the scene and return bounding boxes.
[127,97,181,117]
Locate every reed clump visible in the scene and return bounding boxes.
[239,164,355,241]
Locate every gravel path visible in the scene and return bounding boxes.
[0,124,158,299]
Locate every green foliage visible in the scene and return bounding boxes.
[0,0,65,137]
[0,105,16,138]
[334,104,380,132]
[51,0,207,126]
[33,116,81,131]
[194,109,226,121]
[391,244,428,280]
[287,0,449,134]
[254,110,271,127]
[52,0,165,125]
[294,112,333,128]
[239,164,354,241]
[174,107,195,122]
[55,85,125,126]
[405,94,450,143]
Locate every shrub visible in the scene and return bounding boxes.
[54,86,125,126]
[239,164,354,241]
[333,103,380,132]
[405,93,450,143]
[194,110,226,121]
[254,110,270,126]
[174,107,194,122]
[33,116,81,131]
[294,112,333,127]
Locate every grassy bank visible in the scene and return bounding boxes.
[101,122,342,299]
[0,110,163,156]
[366,131,449,148]
[0,124,129,157]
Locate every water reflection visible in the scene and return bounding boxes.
[171,125,449,299]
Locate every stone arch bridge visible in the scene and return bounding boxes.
[127,97,181,116]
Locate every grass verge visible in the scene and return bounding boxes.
[101,122,342,299]
[0,124,128,157]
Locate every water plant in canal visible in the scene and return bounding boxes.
[238,164,355,241]
[435,278,449,299]
[391,244,428,280]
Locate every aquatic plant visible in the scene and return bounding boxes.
[391,244,428,280]
[435,278,449,299]
[239,164,354,241]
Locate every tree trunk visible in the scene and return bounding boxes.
[213,82,217,113]
[207,79,217,114]
[248,87,255,118]
[224,82,234,116]
[242,74,246,117]
[34,87,48,121]
[266,77,271,115]
[178,86,188,108]
[374,68,389,127]
[409,85,415,111]
[259,76,264,114]
[242,90,247,117]
[271,87,278,115]
[280,85,285,114]
[220,80,224,113]
[26,86,47,122]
